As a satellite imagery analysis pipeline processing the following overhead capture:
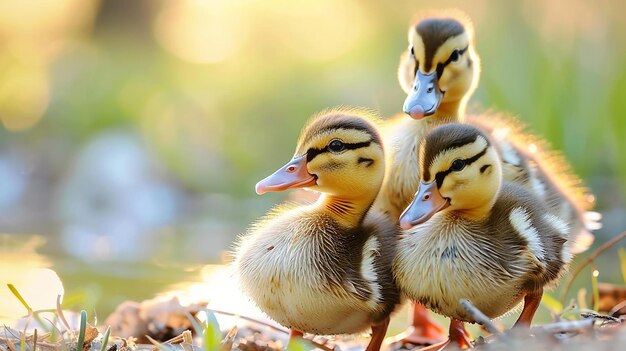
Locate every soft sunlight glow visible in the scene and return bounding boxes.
[0,0,96,132]
[0,236,64,324]
[164,264,278,328]
[0,0,94,44]
[153,0,247,64]
[272,0,370,62]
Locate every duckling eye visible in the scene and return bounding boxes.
[449,49,460,62]
[410,46,415,57]
[450,159,466,171]
[328,139,346,153]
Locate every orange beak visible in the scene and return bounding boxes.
[255,155,317,195]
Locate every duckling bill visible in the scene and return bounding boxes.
[235,107,400,351]
[394,123,572,349]
[255,154,316,194]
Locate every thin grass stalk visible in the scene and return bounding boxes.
[98,327,110,351]
[76,311,87,351]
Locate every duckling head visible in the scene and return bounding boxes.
[398,11,480,119]
[256,107,385,202]
[399,124,501,229]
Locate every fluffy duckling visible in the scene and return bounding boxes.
[379,11,480,222]
[385,12,596,242]
[394,123,572,350]
[377,13,482,345]
[378,15,596,344]
[235,108,400,351]
[397,10,479,121]
[385,11,597,247]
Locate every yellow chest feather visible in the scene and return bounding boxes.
[394,219,532,321]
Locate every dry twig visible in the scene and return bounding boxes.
[220,326,237,351]
[55,296,71,333]
[532,318,594,334]
[580,312,621,323]
[460,299,503,337]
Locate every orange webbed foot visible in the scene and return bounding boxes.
[384,303,446,347]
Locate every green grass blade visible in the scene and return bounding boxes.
[286,338,314,351]
[76,310,87,351]
[619,248,626,284]
[203,310,222,351]
[7,284,32,312]
[99,327,110,351]
[541,292,563,314]
[591,266,600,311]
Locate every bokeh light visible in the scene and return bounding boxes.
[0,57,50,131]
[153,0,248,64]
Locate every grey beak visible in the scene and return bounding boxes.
[403,71,443,120]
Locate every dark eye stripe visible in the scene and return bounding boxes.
[436,45,468,78]
[434,145,488,188]
[306,141,371,162]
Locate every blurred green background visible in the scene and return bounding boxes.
[1,0,625,330]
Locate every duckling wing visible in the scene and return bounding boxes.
[361,210,402,320]
[493,184,569,287]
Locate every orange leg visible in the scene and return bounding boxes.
[449,320,472,349]
[365,317,390,351]
[513,289,543,328]
[417,319,473,351]
[385,303,446,346]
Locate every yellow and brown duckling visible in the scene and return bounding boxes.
[379,11,480,221]
[394,123,573,350]
[386,11,597,248]
[397,10,479,121]
[234,107,401,351]
[378,12,481,345]
[378,14,597,345]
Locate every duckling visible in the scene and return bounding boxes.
[234,107,401,351]
[394,123,572,350]
[385,11,596,245]
[389,11,597,245]
[378,13,597,344]
[377,13,481,345]
[397,10,479,121]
